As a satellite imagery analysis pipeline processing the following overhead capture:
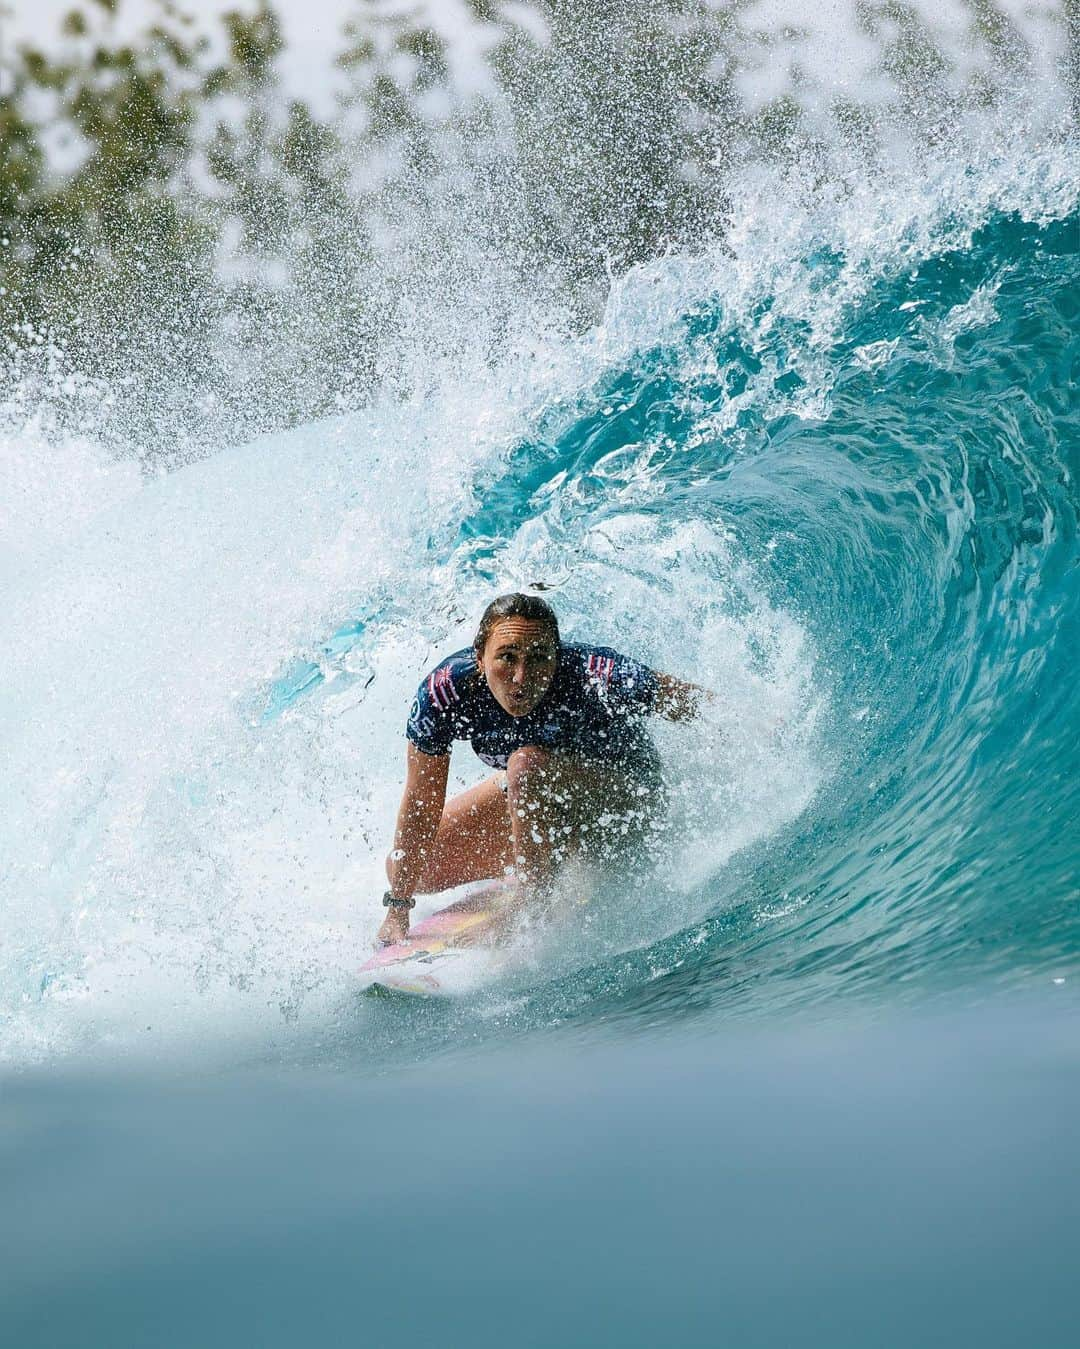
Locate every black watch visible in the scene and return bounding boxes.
[382,891,416,910]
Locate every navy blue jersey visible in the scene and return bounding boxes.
[406,643,661,771]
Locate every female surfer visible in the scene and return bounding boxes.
[376,592,708,946]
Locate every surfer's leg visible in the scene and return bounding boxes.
[504,748,610,886]
[575,767,667,866]
[504,746,569,889]
[402,774,514,894]
[505,748,665,887]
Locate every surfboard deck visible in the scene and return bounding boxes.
[359,881,517,997]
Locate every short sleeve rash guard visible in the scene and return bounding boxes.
[406,643,661,771]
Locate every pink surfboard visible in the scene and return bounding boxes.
[359,881,516,996]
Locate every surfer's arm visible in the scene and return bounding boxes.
[386,743,451,902]
[653,673,715,723]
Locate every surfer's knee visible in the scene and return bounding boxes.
[505,745,553,808]
[506,744,551,781]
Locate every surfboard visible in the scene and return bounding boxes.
[359,881,517,997]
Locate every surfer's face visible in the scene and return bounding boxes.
[480,618,558,717]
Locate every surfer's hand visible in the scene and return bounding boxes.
[376,907,410,948]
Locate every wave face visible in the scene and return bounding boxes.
[0,127,1077,1067]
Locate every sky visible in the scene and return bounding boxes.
[0,0,490,112]
[0,0,1068,115]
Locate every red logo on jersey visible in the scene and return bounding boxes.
[586,653,615,689]
[428,665,461,710]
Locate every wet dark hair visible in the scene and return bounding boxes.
[473,593,560,657]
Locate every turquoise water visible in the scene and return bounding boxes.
[263,208,1080,1032]
[1,126,1078,1342]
